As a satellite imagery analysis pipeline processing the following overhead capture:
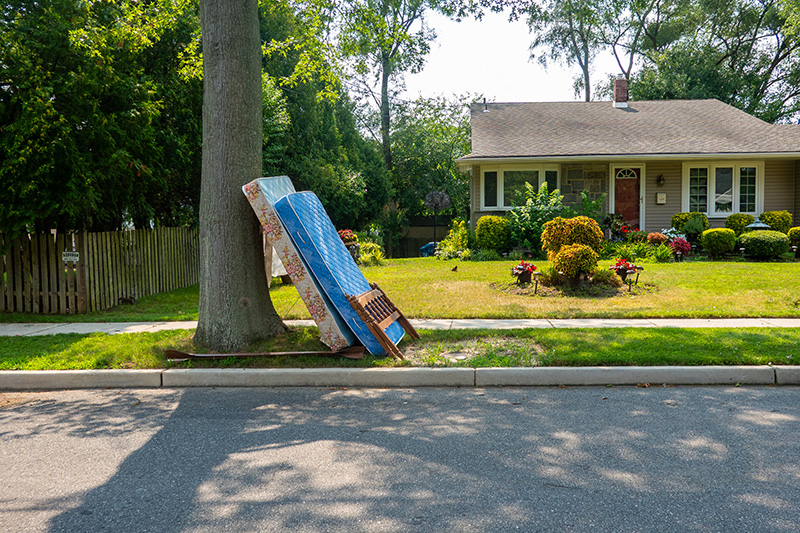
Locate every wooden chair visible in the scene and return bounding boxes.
[346,283,420,359]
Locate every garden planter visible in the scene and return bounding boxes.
[516,271,532,284]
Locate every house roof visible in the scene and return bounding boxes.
[458,99,800,163]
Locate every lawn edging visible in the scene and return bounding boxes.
[2,365,799,390]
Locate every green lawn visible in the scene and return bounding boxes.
[4,257,797,322]
[1,327,797,370]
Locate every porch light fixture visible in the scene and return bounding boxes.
[656,174,665,187]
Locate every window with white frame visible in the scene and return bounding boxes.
[682,162,763,216]
[481,166,560,209]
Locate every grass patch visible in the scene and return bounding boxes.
[1,327,798,370]
[2,258,800,322]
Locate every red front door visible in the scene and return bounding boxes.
[614,167,641,230]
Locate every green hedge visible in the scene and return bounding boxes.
[788,227,800,247]
[759,210,793,234]
[671,212,709,232]
[475,216,510,252]
[701,228,736,258]
[725,213,755,236]
[738,230,790,259]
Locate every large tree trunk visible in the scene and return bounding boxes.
[194,0,284,351]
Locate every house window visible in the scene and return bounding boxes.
[682,162,763,216]
[481,166,561,210]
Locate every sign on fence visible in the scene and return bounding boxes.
[62,251,80,262]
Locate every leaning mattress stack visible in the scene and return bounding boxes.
[243,177,404,355]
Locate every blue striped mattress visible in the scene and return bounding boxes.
[273,191,404,355]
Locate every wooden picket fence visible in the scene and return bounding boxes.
[0,227,199,314]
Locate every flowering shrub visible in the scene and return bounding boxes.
[669,237,691,255]
[338,229,358,245]
[511,261,537,278]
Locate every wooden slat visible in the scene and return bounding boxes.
[38,233,49,314]
[98,232,107,310]
[85,232,95,312]
[13,237,23,312]
[0,234,7,312]
[21,235,32,312]
[30,234,40,313]
[55,233,66,313]
[76,231,87,313]
[66,234,76,314]
[47,233,58,312]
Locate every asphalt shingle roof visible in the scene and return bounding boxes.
[460,99,800,160]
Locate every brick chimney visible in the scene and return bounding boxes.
[613,75,628,108]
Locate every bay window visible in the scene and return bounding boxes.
[481,166,560,210]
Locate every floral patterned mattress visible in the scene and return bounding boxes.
[274,191,404,355]
[243,177,353,351]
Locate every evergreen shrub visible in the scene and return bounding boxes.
[738,230,790,259]
[671,212,709,232]
[788,227,800,247]
[475,216,510,252]
[725,213,754,236]
[700,228,736,258]
[759,210,793,234]
[541,216,604,260]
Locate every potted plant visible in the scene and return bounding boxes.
[338,229,359,261]
[609,258,637,281]
[511,260,537,284]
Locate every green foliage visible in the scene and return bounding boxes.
[357,242,385,266]
[552,244,599,279]
[376,199,407,258]
[0,0,203,235]
[475,216,511,253]
[788,227,800,247]
[759,210,793,234]
[648,243,674,263]
[435,219,471,260]
[626,230,649,243]
[725,213,755,236]
[701,228,737,258]
[391,95,473,218]
[541,216,604,259]
[738,230,790,259]
[506,182,571,258]
[671,212,710,233]
[613,241,651,262]
[683,216,706,237]
[470,249,503,261]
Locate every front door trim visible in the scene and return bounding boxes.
[609,163,646,231]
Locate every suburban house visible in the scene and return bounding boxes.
[457,78,800,233]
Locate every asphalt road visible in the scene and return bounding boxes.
[1,386,799,532]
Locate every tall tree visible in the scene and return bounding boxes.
[525,0,610,101]
[194,0,284,351]
[338,0,437,169]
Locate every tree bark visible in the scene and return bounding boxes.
[195,0,285,351]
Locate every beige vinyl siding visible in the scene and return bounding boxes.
[643,160,682,232]
[764,160,796,214]
[795,161,800,220]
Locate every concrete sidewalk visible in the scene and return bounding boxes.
[2,317,800,336]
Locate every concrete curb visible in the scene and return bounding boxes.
[475,366,776,387]
[0,369,163,391]
[161,367,475,388]
[774,366,800,385]
[1,366,796,390]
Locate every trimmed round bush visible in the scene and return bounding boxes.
[541,216,604,259]
[759,210,793,234]
[725,213,755,236]
[671,212,709,232]
[738,230,790,259]
[788,227,800,247]
[552,243,599,279]
[475,216,510,252]
[700,228,736,258]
